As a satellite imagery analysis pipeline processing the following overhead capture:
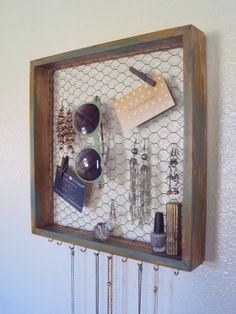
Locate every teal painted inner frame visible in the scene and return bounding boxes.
[30,25,206,271]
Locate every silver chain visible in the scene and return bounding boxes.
[107,255,113,314]
[95,252,100,314]
[70,246,75,314]
[137,263,143,314]
[153,266,159,314]
[121,258,128,314]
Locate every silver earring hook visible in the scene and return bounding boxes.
[174,269,180,276]
[137,262,143,271]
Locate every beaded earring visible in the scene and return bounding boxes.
[56,105,66,151]
[65,108,75,154]
[56,102,75,154]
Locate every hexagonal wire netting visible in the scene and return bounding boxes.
[53,48,183,243]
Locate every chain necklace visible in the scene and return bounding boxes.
[107,255,113,314]
[122,258,128,314]
[153,266,159,314]
[69,246,75,314]
[95,252,100,314]
[137,263,143,314]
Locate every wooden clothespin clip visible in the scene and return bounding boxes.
[59,155,69,177]
[129,66,156,87]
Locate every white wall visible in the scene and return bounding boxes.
[0,1,236,313]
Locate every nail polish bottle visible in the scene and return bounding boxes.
[150,212,166,253]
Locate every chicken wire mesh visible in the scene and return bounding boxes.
[53,47,183,243]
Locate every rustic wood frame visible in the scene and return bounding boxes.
[30,24,206,271]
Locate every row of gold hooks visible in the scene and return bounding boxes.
[47,239,180,275]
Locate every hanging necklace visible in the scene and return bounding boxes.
[122,258,128,314]
[95,252,100,314]
[153,266,159,314]
[69,246,75,314]
[107,255,113,314]
[137,262,143,314]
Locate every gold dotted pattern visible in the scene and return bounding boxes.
[113,75,175,133]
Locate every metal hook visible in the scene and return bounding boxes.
[121,257,128,263]
[154,266,159,271]
[137,262,143,272]
[80,247,87,253]
[69,245,75,257]
[48,238,53,243]
[94,251,100,256]
[174,269,180,276]
[56,241,62,246]
[94,95,100,103]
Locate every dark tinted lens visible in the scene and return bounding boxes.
[75,148,102,181]
[73,103,100,134]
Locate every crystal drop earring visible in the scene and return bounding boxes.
[108,199,118,236]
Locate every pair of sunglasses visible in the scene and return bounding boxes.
[73,96,105,184]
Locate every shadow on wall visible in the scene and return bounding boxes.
[205,31,221,263]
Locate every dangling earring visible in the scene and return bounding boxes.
[65,107,75,154]
[140,140,151,224]
[56,102,75,154]
[56,104,66,151]
[129,139,139,223]
[108,199,119,236]
[167,143,180,195]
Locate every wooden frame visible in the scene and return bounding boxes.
[30,25,206,271]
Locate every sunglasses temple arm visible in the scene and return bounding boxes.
[100,122,105,157]
[100,121,110,162]
[100,122,110,164]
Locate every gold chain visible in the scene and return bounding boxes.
[107,255,113,314]
[153,266,159,314]
[69,246,75,314]
[95,252,100,314]
[138,263,143,314]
